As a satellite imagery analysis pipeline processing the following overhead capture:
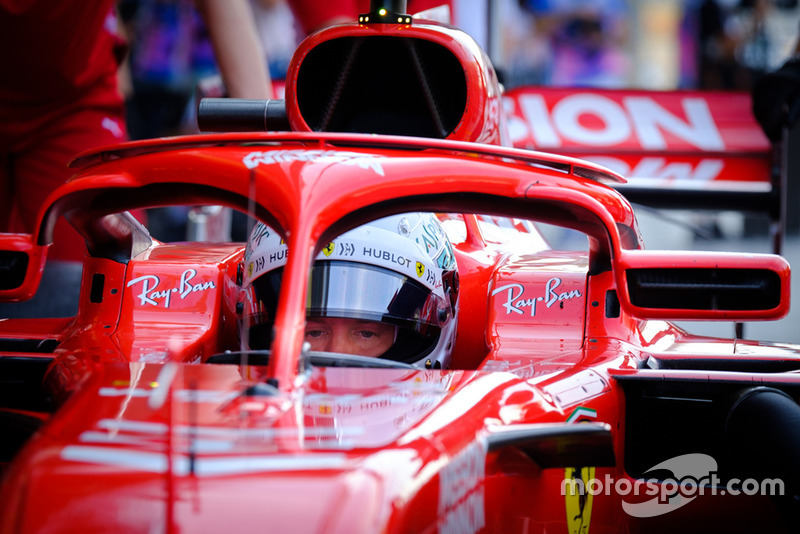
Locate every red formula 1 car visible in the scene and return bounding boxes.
[1,2,799,532]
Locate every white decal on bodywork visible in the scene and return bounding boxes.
[127,268,216,308]
[491,277,581,316]
[243,149,385,175]
[507,93,725,151]
[61,446,348,476]
[439,438,487,534]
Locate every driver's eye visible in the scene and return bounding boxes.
[354,330,376,339]
[305,329,326,339]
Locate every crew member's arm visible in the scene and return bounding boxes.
[195,0,273,98]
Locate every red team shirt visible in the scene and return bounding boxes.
[0,0,127,261]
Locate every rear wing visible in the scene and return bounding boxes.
[503,87,782,251]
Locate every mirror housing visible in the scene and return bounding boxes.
[0,234,47,302]
[615,250,790,320]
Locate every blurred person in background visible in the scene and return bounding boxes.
[690,0,743,88]
[0,0,270,317]
[0,2,129,317]
[121,0,276,243]
[729,0,800,84]
[518,0,631,88]
[249,0,300,86]
[682,0,799,89]
[122,0,273,139]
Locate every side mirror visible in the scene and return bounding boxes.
[615,250,790,320]
[0,234,47,302]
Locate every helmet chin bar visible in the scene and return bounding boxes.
[380,328,442,368]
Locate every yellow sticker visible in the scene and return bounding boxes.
[323,242,335,256]
[565,466,594,534]
[416,261,425,277]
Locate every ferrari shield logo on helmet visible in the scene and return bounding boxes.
[323,242,335,256]
[416,262,425,278]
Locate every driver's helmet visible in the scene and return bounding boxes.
[242,213,459,369]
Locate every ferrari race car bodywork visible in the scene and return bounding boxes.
[1,2,799,532]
